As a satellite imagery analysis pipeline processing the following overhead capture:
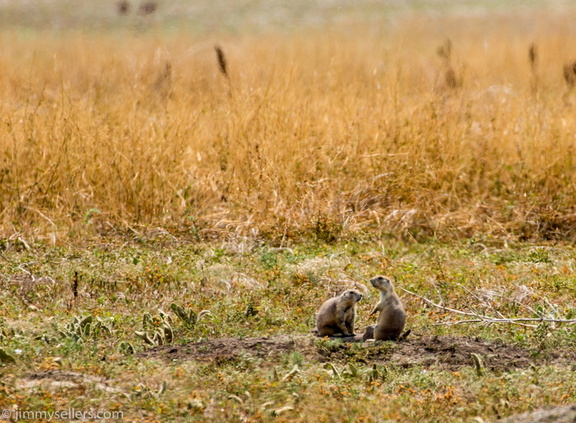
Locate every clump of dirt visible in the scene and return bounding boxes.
[137,333,575,371]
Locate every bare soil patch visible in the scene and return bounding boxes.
[137,333,576,371]
[138,335,300,364]
[16,370,121,393]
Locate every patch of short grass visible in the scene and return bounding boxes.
[1,238,576,421]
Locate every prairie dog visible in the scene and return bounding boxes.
[361,324,376,341]
[369,275,406,341]
[316,290,363,337]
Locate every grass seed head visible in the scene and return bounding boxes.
[437,38,452,63]
[214,44,229,78]
[528,42,537,70]
[563,61,576,88]
[139,1,157,16]
[117,0,130,15]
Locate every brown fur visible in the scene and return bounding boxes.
[368,275,406,341]
[316,290,363,337]
[361,324,376,341]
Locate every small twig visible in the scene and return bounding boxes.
[72,271,79,301]
[436,319,538,328]
[401,287,481,318]
[17,265,32,276]
[490,289,538,316]
[457,283,495,317]
[541,296,559,317]
[67,271,80,311]
[22,206,56,228]
[436,319,486,325]
[401,287,576,326]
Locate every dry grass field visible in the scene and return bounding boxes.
[2,2,576,422]
[3,7,576,244]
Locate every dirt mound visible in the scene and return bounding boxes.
[313,334,536,371]
[394,334,533,371]
[137,333,576,371]
[138,335,304,364]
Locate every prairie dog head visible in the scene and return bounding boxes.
[370,275,395,296]
[340,289,363,304]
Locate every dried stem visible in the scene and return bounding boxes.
[400,287,576,327]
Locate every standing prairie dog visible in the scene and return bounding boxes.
[368,275,406,341]
[316,290,363,337]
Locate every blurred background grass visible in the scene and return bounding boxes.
[1,0,575,33]
[3,1,576,245]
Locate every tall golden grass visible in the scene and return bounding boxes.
[2,14,576,243]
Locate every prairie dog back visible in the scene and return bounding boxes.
[316,290,363,337]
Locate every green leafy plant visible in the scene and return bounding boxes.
[57,315,113,343]
[135,311,174,346]
[0,347,16,364]
[170,303,211,328]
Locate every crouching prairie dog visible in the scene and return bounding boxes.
[316,290,363,337]
[367,275,406,341]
